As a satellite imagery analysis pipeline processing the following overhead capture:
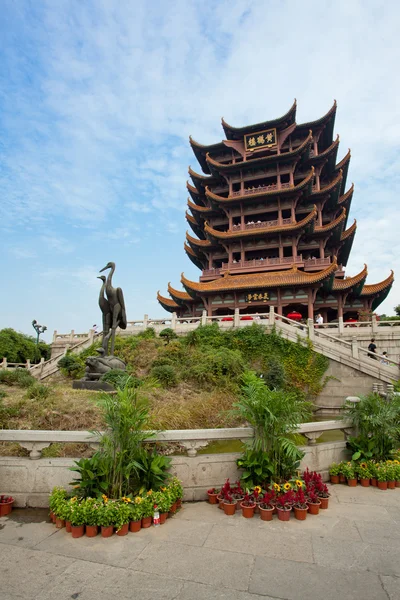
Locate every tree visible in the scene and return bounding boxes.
[159,328,178,344]
[395,305,400,317]
[0,328,50,363]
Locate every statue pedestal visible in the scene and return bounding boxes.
[72,381,115,392]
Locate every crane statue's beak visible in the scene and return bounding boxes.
[99,264,109,273]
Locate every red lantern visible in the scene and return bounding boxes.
[240,316,253,321]
[221,317,234,322]
[287,311,302,321]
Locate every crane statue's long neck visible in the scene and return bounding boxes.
[106,264,115,291]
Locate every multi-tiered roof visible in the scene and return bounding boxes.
[158,101,393,321]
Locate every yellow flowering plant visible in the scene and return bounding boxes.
[356,462,372,479]
[153,489,173,513]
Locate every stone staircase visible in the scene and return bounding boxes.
[29,333,101,380]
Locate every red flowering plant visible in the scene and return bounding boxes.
[240,492,256,508]
[259,490,276,510]
[306,489,321,505]
[293,488,308,509]
[275,490,295,511]
[223,492,236,505]
[221,479,231,497]
[315,481,330,499]
[207,488,220,495]
[231,480,244,502]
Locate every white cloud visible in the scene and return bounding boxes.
[128,202,152,213]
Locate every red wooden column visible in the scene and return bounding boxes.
[307,289,314,320]
[277,289,283,315]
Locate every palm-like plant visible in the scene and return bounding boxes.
[233,372,312,481]
[343,393,400,461]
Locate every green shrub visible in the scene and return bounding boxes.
[0,396,19,428]
[100,369,140,389]
[185,323,228,349]
[151,356,175,369]
[187,348,245,385]
[262,357,286,390]
[58,354,82,378]
[159,328,178,344]
[138,327,156,339]
[151,365,178,387]
[25,382,51,400]
[0,369,35,388]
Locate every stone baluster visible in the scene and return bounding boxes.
[234,308,240,327]
[303,432,320,445]
[371,314,378,334]
[19,442,51,459]
[269,305,275,325]
[171,312,177,330]
[180,440,209,457]
[201,310,207,326]
[1,357,7,369]
[351,339,359,359]
[143,314,149,329]
[307,319,315,341]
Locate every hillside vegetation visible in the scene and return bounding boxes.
[0,324,329,457]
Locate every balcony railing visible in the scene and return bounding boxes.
[231,182,292,197]
[231,217,293,231]
[304,257,331,267]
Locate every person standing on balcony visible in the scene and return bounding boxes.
[368,338,377,359]
[316,313,323,326]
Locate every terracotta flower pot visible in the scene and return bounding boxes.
[168,502,177,517]
[319,497,329,510]
[160,512,168,524]
[388,481,396,490]
[259,506,274,521]
[101,525,114,537]
[55,518,65,529]
[141,516,152,529]
[347,478,357,487]
[307,501,321,515]
[129,520,141,533]
[294,506,308,521]
[360,478,370,487]
[66,520,72,533]
[49,511,55,523]
[339,474,346,484]
[223,502,236,516]
[207,492,219,505]
[176,498,182,509]
[85,525,98,537]
[235,497,244,511]
[240,503,256,518]
[71,525,85,538]
[378,481,388,490]
[276,507,292,521]
[396,481,400,488]
[371,478,377,487]
[330,475,340,484]
[116,523,129,536]
[217,496,224,510]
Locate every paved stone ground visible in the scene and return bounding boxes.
[0,485,399,600]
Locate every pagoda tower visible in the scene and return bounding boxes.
[157,101,393,322]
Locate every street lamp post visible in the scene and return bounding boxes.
[32,320,47,364]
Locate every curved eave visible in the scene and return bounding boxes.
[296,101,337,149]
[335,149,351,195]
[338,220,357,266]
[311,169,343,200]
[309,135,339,173]
[186,212,206,239]
[360,271,394,297]
[189,166,219,192]
[187,198,215,216]
[184,242,205,271]
[333,264,368,292]
[204,208,317,241]
[314,207,346,238]
[167,282,194,305]
[186,181,205,204]
[206,168,314,205]
[181,260,338,294]
[186,231,217,251]
[157,292,180,313]
[189,136,226,175]
[221,99,297,140]
[338,183,354,208]
[205,131,312,172]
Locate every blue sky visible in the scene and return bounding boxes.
[1,0,399,341]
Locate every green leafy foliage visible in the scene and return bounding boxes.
[0,395,19,428]
[69,455,109,498]
[0,369,35,388]
[159,328,178,344]
[25,382,51,400]
[343,393,400,461]
[0,328,50,362]
[237,449,274,489]
[57,354,82,378]
[100,369,140,389]
[135,450,172,491]
[150,365,178,387]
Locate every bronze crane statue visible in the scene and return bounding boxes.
[97,275,112,354]
[99,262,127,355]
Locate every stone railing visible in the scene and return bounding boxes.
[0,420,353,459]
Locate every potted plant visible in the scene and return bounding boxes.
[369,461,378,486]
[315,482,330,509]
[342,462,357,486]
[307,490,321,515]
[293,488,308,520]
[169,477,183,511]
[386,462,396,489]
[393,460,400,487]
[252,485,263,513]
[69,498,85,538]
[115,500,131,536]
[49,487,67,523]
[154,488,173,523]
[338,462,346,484]
[258,490,276,521]
[231,481,244,511]
[82,498,100,537]
[356,462,371,487]
[376,464,388,490]
[129,498,144,532]
[0,495,15,517]
[240,493,256,518]
[141,497,154,528]
[329,463,341,484]
[207,487,220,505]
[97,498,117,537]
[275,490,294,521]
[222,493,237,516]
